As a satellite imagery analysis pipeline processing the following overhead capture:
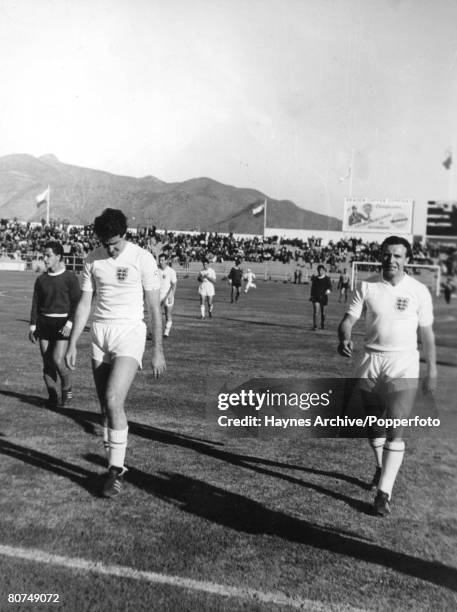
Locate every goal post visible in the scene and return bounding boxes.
[351,261,441,296]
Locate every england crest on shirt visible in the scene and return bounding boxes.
[116,267,129,281]
[395,296,409,311]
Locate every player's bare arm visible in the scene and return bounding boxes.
[167,282,177,301]
[144,289,166,378]
[65,291,93,370]
[419,324,437,394]
[59,321,73,337]
[337,313,356,357]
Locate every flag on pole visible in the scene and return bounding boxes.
[252,203,265,216]
[443,150,453,170]
[36,187,50,207]
[339,166,352,182]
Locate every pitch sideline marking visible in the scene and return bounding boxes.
[0,543,362,611]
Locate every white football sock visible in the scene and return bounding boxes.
[379,440,405,499]
[200,305,205,317]
[108,426,128,469]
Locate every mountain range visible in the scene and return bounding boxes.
[0,154,342,233]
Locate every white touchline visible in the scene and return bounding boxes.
[0,544,364,611]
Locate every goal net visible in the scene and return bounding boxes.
[351,262,441,296]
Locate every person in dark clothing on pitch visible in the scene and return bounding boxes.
[309,265,332,330]
[228,259,243,302]
[29,241,81,407]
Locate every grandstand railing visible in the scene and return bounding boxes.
[1,249,352,286]
[17,254,346,284]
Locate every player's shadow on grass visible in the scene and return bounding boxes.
[124,422,372,514]
[84,455,457,594]
[177,312,304,329]
[219,316,304,329]
[0,437,100,497]
[0,389,98,436]
[180,311,303,330]
[0,389,44,407]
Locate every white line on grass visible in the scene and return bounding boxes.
[0,543,362,611]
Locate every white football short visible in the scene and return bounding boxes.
[198,283,215,297]
[354,349,420,393]
[91,320,147,368]
[161,295,175,308]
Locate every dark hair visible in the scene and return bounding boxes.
[158,253,167,260]
[380,235,412,260]
[93,208,127,241]
[44,241,64,259]
[317,264,326,272]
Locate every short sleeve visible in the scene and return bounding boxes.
[171,268,177,284]
[140,249,161,291]
[80,257,94,293]
[346,281,366,320]
[418,285,434,327]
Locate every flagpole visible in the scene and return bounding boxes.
[449,146,454,202]
[263,198,267,238]
[349,148,354,198]
[46,185,50,225]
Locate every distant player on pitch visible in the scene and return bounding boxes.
[158,253,177,338]
[29,241,81,408]
[65,208,165,498]
[198,258,216,318]
[243,268,256,293]
[337,268,351,303]
[338,236,437,516]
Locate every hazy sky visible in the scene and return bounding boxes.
[1,0,456,233]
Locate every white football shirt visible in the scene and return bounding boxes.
[346,274,434,352]
[159,265,177,301]
[81,242,160,322]
[199,267,216,285]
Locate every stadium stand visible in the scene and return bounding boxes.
[0,217,454,279]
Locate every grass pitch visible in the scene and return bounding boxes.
[0,270,456,611]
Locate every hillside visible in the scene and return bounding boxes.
[0,154,342,232]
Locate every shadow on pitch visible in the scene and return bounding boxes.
[0,390,221,447]
[85,454,457,594]
[0,389,98,436]
[174,312,304,329]
[0,389,44,408]
[0,436,100,497]
[0,389,372,505]
[127,421,372,504]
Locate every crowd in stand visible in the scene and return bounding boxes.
[0,217,453,272]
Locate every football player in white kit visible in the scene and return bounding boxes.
[65,209,165,498]
[338,236,437,516]
[243,268,257,293]
[158,253,177,338]
[198,259,216,318]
